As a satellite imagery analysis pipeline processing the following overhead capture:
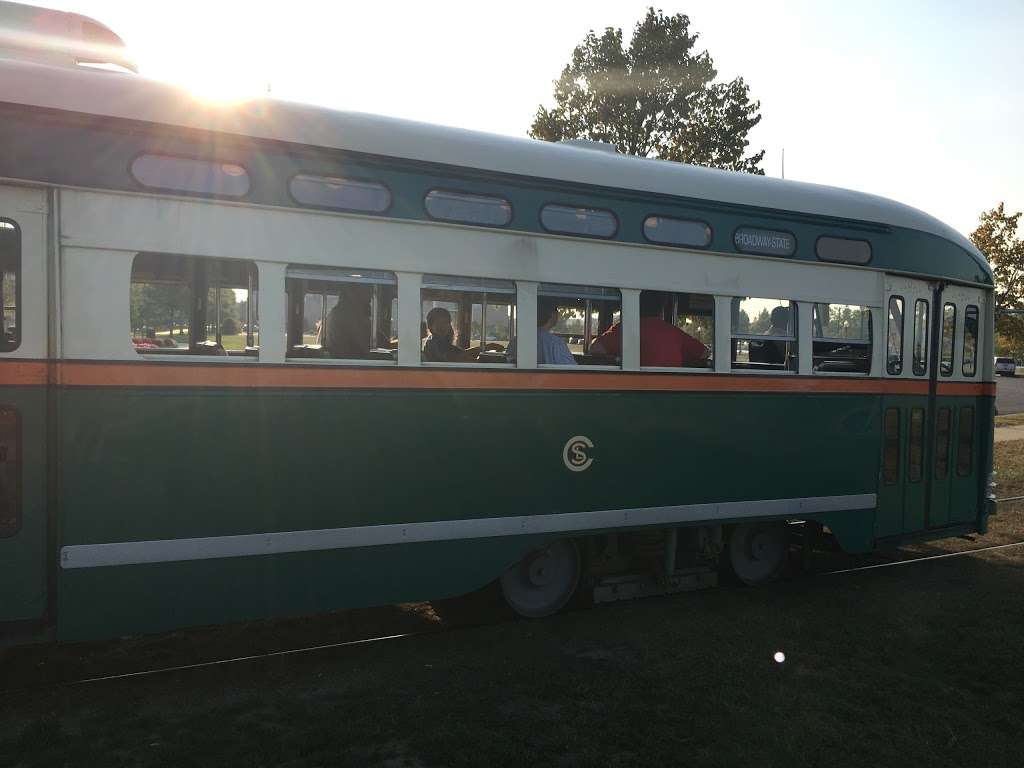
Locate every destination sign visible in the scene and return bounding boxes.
[733,227,796,257]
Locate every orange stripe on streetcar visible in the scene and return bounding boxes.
[0,360,50,386]
[0,360,995,396]
[52,361,938,395]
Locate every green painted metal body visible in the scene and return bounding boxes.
[0,387,47,625]
[32,383,987,641]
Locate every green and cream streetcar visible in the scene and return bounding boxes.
[0,4,995,643]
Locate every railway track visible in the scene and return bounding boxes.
[4,500,1023,694]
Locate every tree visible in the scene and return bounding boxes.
[130,283,190,338]
[971,203,1024,354]
[221,316,240,336]
[748,307,771,335]
[530,8,764,174]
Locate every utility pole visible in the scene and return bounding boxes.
[781,148,785,180]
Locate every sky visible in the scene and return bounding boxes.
[20,0,1024,238]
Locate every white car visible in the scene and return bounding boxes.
[995,357,1017,376]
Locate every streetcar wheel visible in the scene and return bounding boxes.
[500,540,581,618]
[727,522,790,586]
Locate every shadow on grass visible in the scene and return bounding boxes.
[2,549,1023,768]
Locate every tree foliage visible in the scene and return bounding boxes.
[971,203,1024,353]
[530,8,764,174]
[130,283,190,336]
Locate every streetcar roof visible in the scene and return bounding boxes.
[0,56,991,281]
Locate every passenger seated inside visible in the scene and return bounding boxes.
[749,306,790,366]
[422,307,479,362]
[591,291,708,367]
[323,283,373,359]
[537,298,577,365]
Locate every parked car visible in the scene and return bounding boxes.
[995,357,1017,376]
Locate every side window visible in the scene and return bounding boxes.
[940,302,956,377]
[424,190,512,227]
[962,305,979,377]
[886,296,904,375]
[815,236,872,265]
[130,254,259,357]
[935,407,951,481]
[540,204,618,239]
[0,407,20,538]
[956,407,975,477]
[637,290,713,369]
[908,407,925,483]
[131,155,250,197]
[421,275,516,365]
[537,284,621,367]
[0,220,20,352]
[883,408,900,485]
[642,216,712,248]
[289,175,391,214]
[731,297,796,372]
[286,267,397,361]
[812,302,871,374]
[912,299,929,376]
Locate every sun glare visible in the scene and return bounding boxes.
[153,56,266,104]
[180,71,264,104]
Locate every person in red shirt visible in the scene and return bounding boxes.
[590,291,708,367]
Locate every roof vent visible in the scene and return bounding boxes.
[559,138,620,155]
[0,1,136,72]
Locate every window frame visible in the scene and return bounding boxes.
[0,218,21,353]
[285,265,398,364]
[288,174,392,215]
[423,188,513,228]
[729,296,798,374]
[639,290,715,372]
[912,298,929,377]
[886,295,905,376]
[536,283,622,370]
[908,407,925,483]
[810,302,872,375]
[539,203,619,240]
[421,274,517,367]
[641,215,713,249]
[940,302,956,378]
[0,406,21,539]
[956,406,975,477]
[129,253,260,361]
[129,152,251,198]
[962,305,979,377]
[883,407,900,486]
[935,406,951,481]
[815,235,873,265]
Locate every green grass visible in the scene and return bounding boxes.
[3,450,1024,766]
[151,331,252,352]
[3,549,1022,767]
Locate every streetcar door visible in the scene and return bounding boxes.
[0,185,48,628]
[932,284,987,528]
[876,277,934,540]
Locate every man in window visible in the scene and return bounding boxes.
[422,307,478,363]
[591,291,707,367]
[324,284,372,359]
[537,298,577,365]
